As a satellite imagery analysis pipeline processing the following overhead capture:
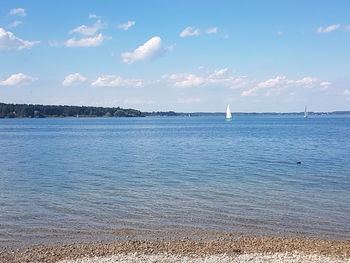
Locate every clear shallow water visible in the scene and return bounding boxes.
[0,115,350,246]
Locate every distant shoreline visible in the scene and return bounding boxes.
[1,102,349,119]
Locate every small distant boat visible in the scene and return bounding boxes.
[304,106,308,118]
[226,104,232,120]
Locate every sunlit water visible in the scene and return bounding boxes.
[0,115,349,246]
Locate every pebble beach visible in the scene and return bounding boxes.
[57,253,350,263]
[1,236,349,263]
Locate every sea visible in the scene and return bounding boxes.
[0,115,349,247]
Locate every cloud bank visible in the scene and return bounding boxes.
[241,76,331,96]
[163,68,249,89]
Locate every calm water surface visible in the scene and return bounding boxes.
[0,115,349,246]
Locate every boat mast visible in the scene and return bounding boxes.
[304,106,308,118]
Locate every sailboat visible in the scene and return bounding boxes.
[226,104,232,120]
[304,106,308,118]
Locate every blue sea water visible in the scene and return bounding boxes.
[0,115,349,246]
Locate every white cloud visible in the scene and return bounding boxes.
[180,26,219,37]
[207,27,218,34]
[91,75,143,87]
[0,73,37,86]
[8,20,22,28]
[277,31,283,36]
[121,36,170,64]
[62,73,87,86]
[65,33,105,47]
[88,14,101,19]
[164,69,332,99]
[119,21,136,30]
[292,77,319,87]
[317,24,340,33]
[173,74,205,88]
[207,70,250,89]
[257,76,318,89]
[9,8,26,17]
[320,81,331,90]
[179,26,200,37]
[179,26,219,38]
[241,76,331,96]
[164,69,250,89]
[69,20,105,36]
[257,76,286,88]
[0,27,39,52]
[212,68,228,76]
[344,89,350,95]
[241,87,259,97]
[177,97,202,104]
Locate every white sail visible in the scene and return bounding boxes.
[304,106,308,118]
[226,104,232,119]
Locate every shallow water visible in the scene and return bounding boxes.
[0,115,349,246]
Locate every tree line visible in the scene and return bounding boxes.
[0,102,143,118]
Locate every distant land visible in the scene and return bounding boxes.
[0,102,142,118]
[0,102,349,118]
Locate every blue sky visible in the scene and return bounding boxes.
[1,0,350,112]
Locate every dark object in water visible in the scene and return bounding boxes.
[297,161,301,164]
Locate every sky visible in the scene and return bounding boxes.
[1,0,350,112]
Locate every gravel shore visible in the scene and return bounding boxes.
[1,237,349,263]
[57,252,350,263]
